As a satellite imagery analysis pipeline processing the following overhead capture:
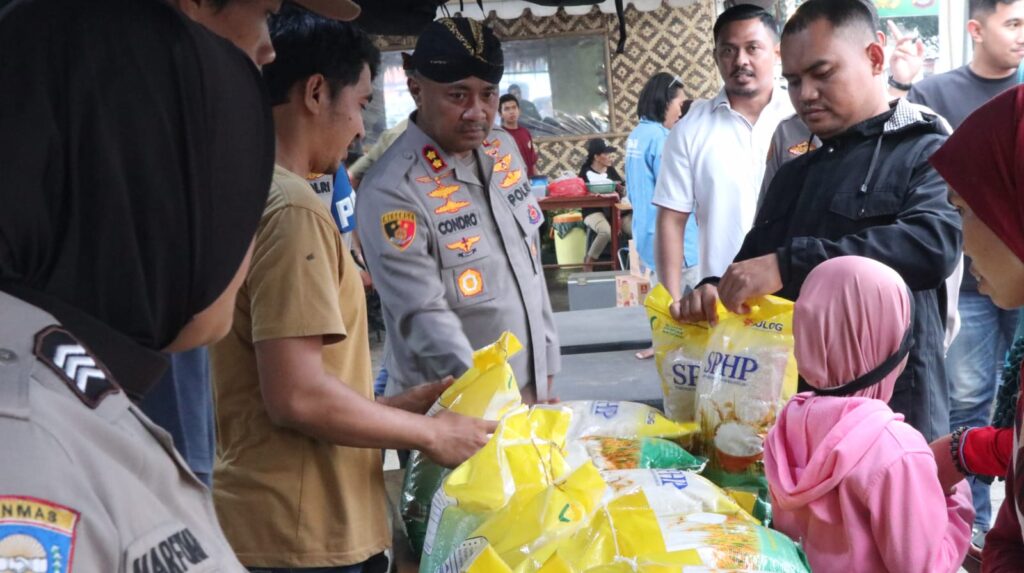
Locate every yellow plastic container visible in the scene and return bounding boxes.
[553,212,586,266]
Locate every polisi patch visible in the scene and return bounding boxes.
[505,186,531,208]
[130,527,210,573]
[381,210,417,251]
[457,269,484,298]
[423,146,447,172]
[34,326,118,409]
[437,213,480,236]
[446,236,481,258]
[0,496,80,573]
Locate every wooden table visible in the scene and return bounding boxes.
[539,194,623,270]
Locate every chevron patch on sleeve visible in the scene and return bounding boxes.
[34,326,118,408]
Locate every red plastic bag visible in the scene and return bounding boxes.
[547,176,587,198]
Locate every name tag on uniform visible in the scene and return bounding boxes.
[126,522,212,573]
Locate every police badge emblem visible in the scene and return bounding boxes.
[381,210,417,251]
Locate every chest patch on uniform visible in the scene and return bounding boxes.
[457,269,484,297]
[500,169,523,189]
[446,236,481,258]
[381,210,417,251]
[417,172,471,216]
[0,496,80,573]
[788,141,817,156]
[130,527,209,573]
[492,154,512,173]
[423,146,447,172]
[34,326,118,409]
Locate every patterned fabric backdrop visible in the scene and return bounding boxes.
[376,1,722,176]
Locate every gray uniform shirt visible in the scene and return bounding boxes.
[356,119,560,400]
[0,291,244,573]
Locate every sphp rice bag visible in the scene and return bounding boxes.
[420,406,573,573]
[696,297,797,477]
[645,285,711,423]
[402,332,524,553]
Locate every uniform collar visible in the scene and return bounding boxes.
[713,86,789,113]
[405,113,496,186]
[0,285,168,402]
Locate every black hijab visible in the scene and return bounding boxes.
[0,0,274,357]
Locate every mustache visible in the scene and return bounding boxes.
[731,67,755,78]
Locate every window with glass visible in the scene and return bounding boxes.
[362,33,612,145]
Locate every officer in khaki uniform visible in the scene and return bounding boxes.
[357,18,560,402]
[0,0,275,570]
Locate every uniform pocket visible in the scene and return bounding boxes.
[122,522,221,573]
[828,186,903,222]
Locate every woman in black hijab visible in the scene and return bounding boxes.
[0,0,273,569]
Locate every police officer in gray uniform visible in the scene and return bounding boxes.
[0,0,274,569]
[357,18,561,403]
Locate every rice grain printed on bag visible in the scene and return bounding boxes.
[401,332,524,554]
[645,284,711,423]
[565,437,706,472]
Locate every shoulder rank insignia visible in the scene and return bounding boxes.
[446,236,481,257]
[0,496,80,570]
[381,210,417,251]
[493,153,512,173]
[34,326,118,408]
[500,168,523,189]
[423,146,447,172]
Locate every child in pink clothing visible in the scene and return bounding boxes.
[764,256,974,573]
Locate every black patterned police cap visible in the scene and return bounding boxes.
[405,17,504,84]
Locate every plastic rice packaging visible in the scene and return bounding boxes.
[691,297,797,524]
[420,406,573,573]
[402,332,524,554]
[645,284,711,423]
[600,469,757,524]
[523,492,808,573]
[564,437,706,472]
[557,401,699,444]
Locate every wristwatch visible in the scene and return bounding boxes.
[888,75,913,92]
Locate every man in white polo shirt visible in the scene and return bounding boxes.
[654,4,793,319]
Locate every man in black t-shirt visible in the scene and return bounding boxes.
[898,0,1024,534]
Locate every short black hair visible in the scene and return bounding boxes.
[970,0,1021,19]
[636,72,683,123]
[782,0,877,41]
[499,94,519,109]
[263,3,381,106]
[713,4,779,44]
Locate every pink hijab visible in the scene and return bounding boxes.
[794,256,912,402]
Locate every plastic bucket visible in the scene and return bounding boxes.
[553,212,586,265]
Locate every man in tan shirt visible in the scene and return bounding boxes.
[209,7,496,571]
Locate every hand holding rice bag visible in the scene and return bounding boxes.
[645,284,711,423]
[421,406,573,573]
[402,331,524,553]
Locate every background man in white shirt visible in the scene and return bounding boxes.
[653,4,794,320]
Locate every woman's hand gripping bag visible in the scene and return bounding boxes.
[645,284,711,424]
[402,331,524,554]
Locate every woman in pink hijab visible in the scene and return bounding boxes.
[764,256,973,573]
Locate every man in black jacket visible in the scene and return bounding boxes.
[677,0,961,441]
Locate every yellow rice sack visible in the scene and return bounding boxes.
[402,332,524,553]
[645,284,712,423]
